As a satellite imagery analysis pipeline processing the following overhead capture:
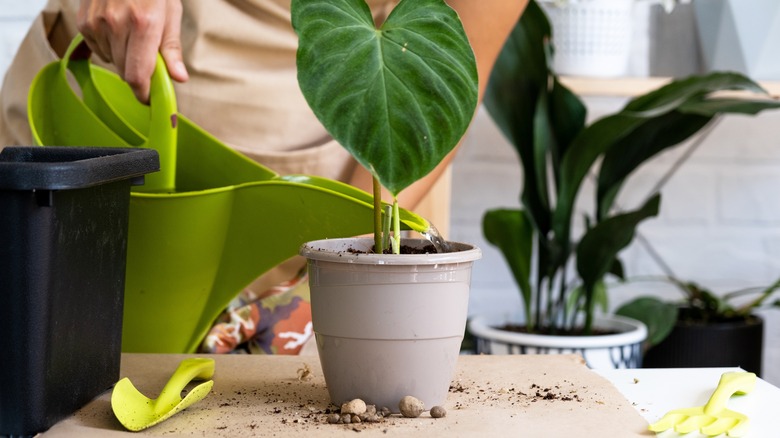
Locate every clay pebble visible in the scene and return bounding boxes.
[399,395,425,418]
[340,399,367,415]
[430,405,447,418]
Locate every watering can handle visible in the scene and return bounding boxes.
[61,34,178,192]
[154,358,215,409]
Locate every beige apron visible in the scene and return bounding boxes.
[0,0,451,297]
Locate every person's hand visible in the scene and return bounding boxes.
[77,0,189,103]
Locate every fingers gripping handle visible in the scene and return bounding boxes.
[61,34,178,192]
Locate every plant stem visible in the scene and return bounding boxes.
[583,303,593,334]
[732,277,780,316]
[373,176,383,253]
[533,238,544,333]
[392,199,401,254]
[382,204,392,251]
[557,268,568,330]
[545,275,555,331]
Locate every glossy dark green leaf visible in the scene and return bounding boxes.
[593,280,608,314]
[485,0,549,148]
[597,111,711,219]
[533,82,585,226]
[531,91,553,213]
[577,194,661,294]
[485,0,553,234]
[557,72,779,240]
[553,114,647,242]
[624,72,768,115]
[293,0,477,195]
[679,97,780,116]
[616,297,679,346]
[548,76,586,179]
[597,93,780,220]
[609,257,625,281]
[483,208,534,323]
[565,281,608,329]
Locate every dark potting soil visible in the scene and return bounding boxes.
[347,244,438,255]
[498,324,619,337]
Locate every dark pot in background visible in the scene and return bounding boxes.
[0,146,158,436]
[642,309,764,376]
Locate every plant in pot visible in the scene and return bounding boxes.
[467,0,780,369]
[616,274,780,375]
[291,0,481,411]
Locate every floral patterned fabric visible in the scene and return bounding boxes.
[200,267,312,355]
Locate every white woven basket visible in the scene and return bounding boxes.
[539,0,634,77]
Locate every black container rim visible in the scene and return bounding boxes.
[0,146,160,190]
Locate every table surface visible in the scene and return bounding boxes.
[40,354,779,437]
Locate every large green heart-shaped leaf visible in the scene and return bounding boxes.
[293,0,478,195]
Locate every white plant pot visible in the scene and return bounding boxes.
[468,313,647,369]
[539,0,634,77]
[300,237,481,410]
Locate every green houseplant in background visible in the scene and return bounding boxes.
[467,0,780,368]
[616,273,780,375]
[293,0,482,410]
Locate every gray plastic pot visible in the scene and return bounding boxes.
[300,237,481,411]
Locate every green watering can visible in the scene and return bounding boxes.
[28,35,429,353]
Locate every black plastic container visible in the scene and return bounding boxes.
[643,311,764,376]
[0,146,159,436]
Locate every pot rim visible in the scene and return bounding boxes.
[676,307,765,328]
[299,237,482,265]
[468,313,647,349]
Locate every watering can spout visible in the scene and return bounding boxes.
[400,212,431,234]
[278,174,430,234]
